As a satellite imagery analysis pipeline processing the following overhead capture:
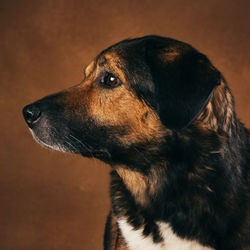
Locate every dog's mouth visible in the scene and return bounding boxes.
[28,128,69,152]
[28,123,112,160]
[27,116,79,154]
[23,104,112,160]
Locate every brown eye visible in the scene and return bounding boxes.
[100,72,121,88]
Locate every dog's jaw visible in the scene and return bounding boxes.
[29,128,70,153]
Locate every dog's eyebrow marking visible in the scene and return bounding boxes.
[98,53,127,83]
[99,57,107,66]
[160,48,180,62]
[98,53,124,70]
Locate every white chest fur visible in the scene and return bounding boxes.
[118,218,214,250]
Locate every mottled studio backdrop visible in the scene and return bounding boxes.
[0,0,249,249]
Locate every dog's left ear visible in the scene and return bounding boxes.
[146,40,221,130]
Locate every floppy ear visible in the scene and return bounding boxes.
[146,40,221,130]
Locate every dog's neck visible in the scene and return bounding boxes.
[115,82,248,209]
[116,162,167,207]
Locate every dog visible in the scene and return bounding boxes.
[23,35,250,250]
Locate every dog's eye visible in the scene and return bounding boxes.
[100,72,121,88]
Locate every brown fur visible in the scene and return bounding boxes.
[58,56,167,147]
[23,36,250,250]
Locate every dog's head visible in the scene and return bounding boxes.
[23,36,221,164]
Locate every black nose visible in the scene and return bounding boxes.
[23,104,41,127]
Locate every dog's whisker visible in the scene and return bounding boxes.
[68,134,92,152]
[68,134,101,167]
[64,140,77,152]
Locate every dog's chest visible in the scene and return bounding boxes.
[118,218,214,250]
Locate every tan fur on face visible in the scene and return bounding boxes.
[88,85,165,145]
[86,53,166,146]
[58,52,167,147]
[103,53,127,83]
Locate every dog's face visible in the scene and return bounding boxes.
[23,36,220,165]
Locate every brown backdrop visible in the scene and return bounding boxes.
[0,0,249,249]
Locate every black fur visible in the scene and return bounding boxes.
[23,35,250,250]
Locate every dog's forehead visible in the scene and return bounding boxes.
[95,36,194,74]
[97,42,142,67]
[101,38,143,55]
[90,36,200,112]
[96,36,155,66]
[100,36,191,57]
[94,44,147,84]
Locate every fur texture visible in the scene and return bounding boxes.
[23,36,250,250]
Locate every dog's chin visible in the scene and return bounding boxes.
[87,149,112,162]
[29,128,74,153]
[29,128,112,161]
